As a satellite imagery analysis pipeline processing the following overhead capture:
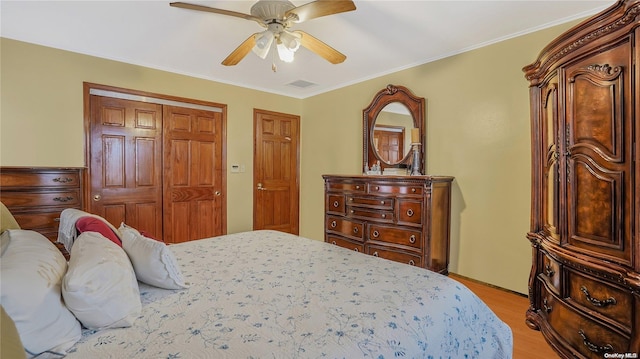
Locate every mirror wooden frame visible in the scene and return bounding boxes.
[363,84,425,173]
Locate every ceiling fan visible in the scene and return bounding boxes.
[170,0,356,70]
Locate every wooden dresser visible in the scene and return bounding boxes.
[323,175,453,274]
[0,167,84,241]
[523,1,639,357]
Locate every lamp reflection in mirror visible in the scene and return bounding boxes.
[253,30,300,63]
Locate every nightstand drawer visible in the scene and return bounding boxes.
[348,207,394,223]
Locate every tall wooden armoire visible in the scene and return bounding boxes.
[523,1,639,357]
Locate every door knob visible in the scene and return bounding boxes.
[93,194,101,201]
[257,183,266,191]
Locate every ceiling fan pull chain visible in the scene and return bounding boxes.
[272,44,278,72]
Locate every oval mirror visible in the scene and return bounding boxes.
[363,85,425,174]
[373,102,414,165]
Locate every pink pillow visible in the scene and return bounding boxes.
[75,217,122,247]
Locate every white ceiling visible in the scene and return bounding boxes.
[1,0,614,99]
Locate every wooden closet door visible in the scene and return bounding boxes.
[163,105,225,243]
[89,95,163,238]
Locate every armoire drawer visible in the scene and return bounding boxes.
[327,234,364,253]
[1,190,81,207]
[541,282,630,359]
[539,251,561,295]
[326,215,364,241]
[567,269,632,331]
[367,245,421,267]
[368,224,422,249]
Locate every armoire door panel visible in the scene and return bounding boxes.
[542,81,561,241]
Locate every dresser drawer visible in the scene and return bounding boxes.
[12,211,62,231]
[368,184,423,196]
[327,235,364,253]
[326,216,364,241]
[1,190,81,207]
[541,282,630,358]
[348,207,394,223]
[347,195,393,210]
[368,224,422,250]
[367,245,421,267]
[397,200,422,225]
[326,194,345,214]
[0,171,81,188]
[567,269,632,331]
[327,181,366,193]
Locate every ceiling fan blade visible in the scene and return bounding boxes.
[170,2,265,27]
[293,30,346,64]
[286,0,356,23]
[222,34,258,66]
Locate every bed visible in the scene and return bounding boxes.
[1,207,512,359]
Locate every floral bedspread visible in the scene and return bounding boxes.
[67,230,512,358]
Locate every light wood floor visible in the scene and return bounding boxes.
[450,274,559,359]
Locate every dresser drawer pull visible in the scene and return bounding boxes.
[350,210,354,214]
[372,230,379,238]
[333,201,340,208]
[330,221,337,228]
[542,298,552,313]
[355,185,361,190]
[411,188,416,193]
[331,241,337,245]
[544,264,555,278]
[53,196,74,203]
[381,214,386,219]
[406,209,414,217]
[580,286,617,308]
[408,260,415,266]
[353,227,359,234]
[54,218,61,222]
[372,251,379,257]
[578,330,613,354]
[380,200,385,205]
[53,177,74,183]
[374,186,379,191]
[354,248,359,252]
[409,235,416,244]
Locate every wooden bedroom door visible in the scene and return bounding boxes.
[163,105,225,243]
[253,109,300,234]
[88,95,164,238]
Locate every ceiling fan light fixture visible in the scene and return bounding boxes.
[279,30,300,51]
[276,41,295,62]
[252,31,274,59]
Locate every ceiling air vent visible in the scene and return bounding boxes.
[287,80,317,88]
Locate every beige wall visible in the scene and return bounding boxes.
[1,19,575,294]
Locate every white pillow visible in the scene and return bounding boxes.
[0,230,81,357]
[62,231,141,330]
[119,223,188,290]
